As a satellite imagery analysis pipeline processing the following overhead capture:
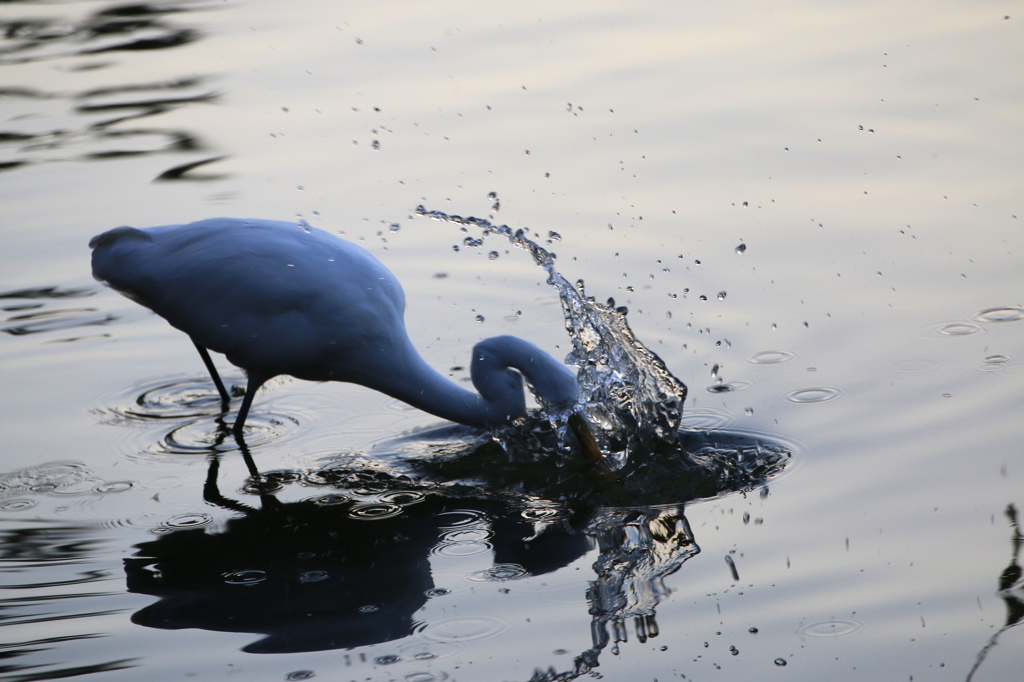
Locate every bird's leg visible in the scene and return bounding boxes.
[233,372,269,438]
[191,338,230,403]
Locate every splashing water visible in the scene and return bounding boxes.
[415,206,688,467]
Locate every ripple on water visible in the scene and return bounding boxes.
[223,569,268,585]
[0,498,38,512]
[152,512,214,533]
[795,619,865,639]
[677,407,734,430]
[886,358,941,373]
[913,319,986,339]
[347,503,405,521]
[746,350,796,364]
[971,306,1024,323]
[465,563,529,582]
[706,381,753,393]
[434,509,488,529]
[784,387,843,404]
[432,527,493,558]
[416,615,510,643]
[105,376,239,422]
[155,411,298,454]
[403,672,450,682]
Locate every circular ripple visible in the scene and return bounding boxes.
[935,321,984,336]
[785,387,843,404]
[348,503,405,521]
[94,481,134,494]
[677,407,734,429]
[379,490,427,506]
[796,619,865,639]
[887,358,940,373]
[108,377,239,422]
[299,570,330,583]
[223,569,268,585]
[312,493,349,506]
[465,563,529,582]
[162,512,214,530]
[706,381,753,393]
[417,615,509,643]
[521,507,565,522]
[434,509,488,529]
[0,498,38,511]
[0,461,91,493]
[972,306,1024,323]
[746,350,796,364]
[431,540,493,559]
[404,672,449,682]
[158,412,298,454]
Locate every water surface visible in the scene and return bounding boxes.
[1,1,1022,680]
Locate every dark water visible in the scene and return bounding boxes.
[2,1,1022,680]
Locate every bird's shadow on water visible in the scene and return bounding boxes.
[122,419,791,679]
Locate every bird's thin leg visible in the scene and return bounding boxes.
[233,372,268,438]
[191,338,230,403]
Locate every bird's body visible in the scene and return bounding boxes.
[90,218,580,436]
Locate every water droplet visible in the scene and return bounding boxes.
[735,243,747,253]
[699,295,707,301]
[548,231,562,241]
[717,291,727,301]
[286,671,316,681]
[374,655,400,665]
[299,570,330,583]
[730,645,739,655]
[475,314,485,323]
[488,251,499,260]
[748,627,758,634]
[774,658,787,666]
[388,222,401,233]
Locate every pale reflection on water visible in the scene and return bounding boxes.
[1,0,1022,680]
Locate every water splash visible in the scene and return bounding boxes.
[415,206,688,466]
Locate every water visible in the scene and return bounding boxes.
[2,0,1023,680]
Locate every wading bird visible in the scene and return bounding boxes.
[90,218,588,443]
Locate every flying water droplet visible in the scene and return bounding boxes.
[488,251,499,260]
[735,243,746,253]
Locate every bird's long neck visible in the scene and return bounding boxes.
[365,342,512,429]
[360,335,576,430]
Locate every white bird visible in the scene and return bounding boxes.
[89,218,584,441]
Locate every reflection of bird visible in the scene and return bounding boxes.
[90,218,580,437]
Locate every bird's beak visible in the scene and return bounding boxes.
[568,412,605,467]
